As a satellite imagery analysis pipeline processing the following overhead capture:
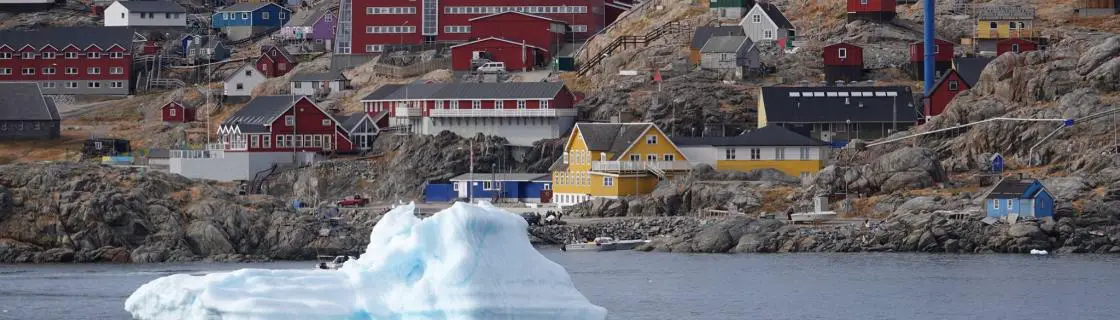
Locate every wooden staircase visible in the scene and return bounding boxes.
[576,20,690,76]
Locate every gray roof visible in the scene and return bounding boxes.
[183,35,226,50]
[291,70,348,82]
[548,158,567,172]
[0,83,59,121]
[286,7,329,27]
[672,125,827,147]
[219,2,287,12]
[954,56,994,87]
[575,123,652,159]
[222,95,303,133]
[759,3,795,30]
[986,178,1043,199]
[691,26,745,50]
[760,86,920,123]
[148,148,170,158]
[449,173,550,182]
[701,35,750,53]
[337,112,367,132]
[974,6,1035,20]
[117,0,186,13]
[0,27,134,50]
[360,82,568,101]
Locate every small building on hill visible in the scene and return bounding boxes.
[699,36,759,80]
[823,42,864,83]
[1075,0,1119,17]
[449,37,547,72]
[427,173,553,204]
[953,56,994,87]
[277,7,336,52]
[290,70,349,97]
[757,85,919,147]
[984,176,1054,220]
[847,0,895,22]
[996,38,1038,56]
[181,34,232,63]
[672,125,829,179]
[924,69,968,120]
[223,63,267,101]
[161,101,197,123]
[710,0,756,20]
[689,26,745,65]
[256,45,297,77]
[104,0,187,28]
[738,2,796,43]
[211,2,292,41]
[908,39,954,80]
[973,6,1036,54]
[0,83,60,141]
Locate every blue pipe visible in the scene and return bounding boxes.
[923,0,935,96]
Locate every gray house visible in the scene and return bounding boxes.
[738,2,796,43]
[181,34,232,63]
[700,36,759,80]
[290,70,349,97]
[0,83,61,141]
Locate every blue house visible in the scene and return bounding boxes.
[212,2,292,42]
[425,173,553,204]
[984,176,1055,220]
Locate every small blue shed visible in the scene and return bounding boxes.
[984,176,1054,220]
[424,173,552,204]
[990,153,1004,173]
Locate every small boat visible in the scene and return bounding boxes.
[315,255,356,270]
[563,237,649,252]
[1030,249,1049,255]
[790,211,838,223]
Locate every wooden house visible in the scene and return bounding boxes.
[923,69,967,120]
[996,38,1038,56]
[908,39,954,80]
[449,37,547,71]
[467,11,568,54]
[823,42,864,83]
[984,175,1054,220]
[256,45,296,77]
[216,95,354,153]
[709,0,756,20]
[737,2,796,43]
[672,125,829,179]
[426,173,553,203]
[181,35,232,63]
[223,63,267,100]
[161,101,197,123]
[757,86,919,147]
[211,2,292,42]
[953,56,994,88]
[699,36,759,80]
[290,70,349,97]
[277,7,337,52]
[335,111,382,151]
[1075,0,1119,17]
[0,83,60,141]
[104,1,187,28]
[690,26,745,65]
[973,6,1036,53]
[847,0,895,22]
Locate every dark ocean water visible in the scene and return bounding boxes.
[2,251,1119,320]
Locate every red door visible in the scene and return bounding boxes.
[539,189,553,203]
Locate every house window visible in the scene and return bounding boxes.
[751,14,760,23]
[42,52,55,59]
[838,48,847,59]
[562,151,568,164]
[647,154,657,162]
[88,82,101,88]
[750,148,761,160]
[495,100,503,108]
[110,67,123,74]
[800,147,811,160]
[263,136,271,148]
[276,135,286,147]
[294,82,302,89]
[110,52,124,59]
[278,63,287,71]
[38,67,53,74]
[646,135,657,144]
[989,21,997,29]
[41,82,55,88]
[1011,44,1020,53]
[280,11,286,19]
[32,122,40,130]
[0,68,10,75]
[764,30,774,39]
[860,0,868,4]
[540,100,549,109]
[517,100,526,109]
[242,12,249,19]
[365,44,384,52]
[776,148,786,160]
[0,52,10,59]
[22,52,35,59]
[251,135,260,148]
[236,83,244,90]
[483,181,493,190]
[88,67,100,74]
[262,12,269,19]
[452,183,459,191]
[630,154,640,161]
[934,45,940,54]
[993,199,999,209]
[65,67,77,74]
[800,172,811,180]
[66,82,78,88]
[472,100,481,109]
[169,109,177,116]
[21,68,34,75]
[64,52,77,59]
[725,148,736,160]
[543,183,551,190]
[571,25,588,32]
[110,81,123,88]
[603,177,613,186]
[0,123,5,131]
[321,119,331,126]
[443,26,470,33]
[663,154,675,161]
[1007,199,1014,210]
[949,80,959,91]
[87,52,100,59]
[285,115,295,126]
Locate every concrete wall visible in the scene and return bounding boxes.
[170,151,318,181]
[37,80,130,95]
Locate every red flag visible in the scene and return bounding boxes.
[778,38,787,49]
[653,69,662,83]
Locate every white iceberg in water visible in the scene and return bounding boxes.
[124,202,607,320]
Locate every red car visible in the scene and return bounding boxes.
[336,195,369,207]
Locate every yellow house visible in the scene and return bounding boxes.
[973,6,1036,52]
[550,123,691,206]
[672,125,829,180]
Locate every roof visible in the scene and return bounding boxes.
[759,86,920,123]
[291,70,348,82]
[672,125,827,147]
[700,35,751,53]
[148,148,170,158]
[931,69,966,94]
[337,112,368,132]
[360,82,567,101]
[0,83,59,121]
[218,2,287,12]
[953,56,993,87]
[449,37,547,52]
[116,0,186,13]
[468,11,567,25]
[260,45,296,64]
[286,7,329,27]
[575,123,652,158]
[547,158,567,172]
[986,178,1042,199]
[449,173,551,182]
[691,26,746,50]
[0,27,134,50]
[758,3,795,30]
[974,6,1035,20]
[221,95,301,133]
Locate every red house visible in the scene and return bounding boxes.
[924,69,968,119]
[847,0,896,21]
[908,39,954,80]
[0,27,134,96]
[345,0,606,55]
[256,45,296,78]
[217,95,355,153]
[822,43,864,83]
[996,38,1038,56]
[161,101,197,123]
[468,11,567,52]
[450,37,546,71]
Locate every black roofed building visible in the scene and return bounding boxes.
[689,26,745,65]
[952,56,994,87]
[0,83,60,141]
[757,85,920,147]
[672,125,829,179]
[358,82,578,146]
[699,35,760,80]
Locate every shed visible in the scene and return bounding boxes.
[104,0,187,27]
[290,70,349,96]
[161,101,197,123]
[450,37,546,71]
[908,39,955,80]
[181,34,231,62]
[822,43,864,83]
[223,63,267,99]
[699,35,759,79]
[738,2,796,43]
[924,69,968,119]
[984,176,1054,220]
[435,173,553,203]
[689,26,745,65]
[990,153,1004,173]
[847,0,896,21]
[0,83,61,141]
[996,38,1038,56]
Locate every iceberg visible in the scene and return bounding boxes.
[124,202,608,320]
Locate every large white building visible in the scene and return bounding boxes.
[672,125,830,180]
[360,82,578,146]
[104,1,187,27]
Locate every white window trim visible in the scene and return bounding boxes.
[838,48,847,59]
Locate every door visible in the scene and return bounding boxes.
[540,189,553,203]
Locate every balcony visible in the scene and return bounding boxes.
[170,149,225,159]
[428,108,578,118]
[395,106,422,117]
[591,160,693,172]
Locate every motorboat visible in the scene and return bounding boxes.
[315,255,356,270]
[563,237,649,252]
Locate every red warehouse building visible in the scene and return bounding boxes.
[161,101,197,123]
[0,27,134,96]
[822,42,864,83]
[847,0,896,21]
[343,0,605,55]
[908,39,954,80]
[450,37,546,71]
[469,12,568,51]
[256,45,297,78]
[924,69,968,120]
[996,38,1038,56]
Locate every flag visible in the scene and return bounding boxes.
[653,69,662,83]
[778,38,787,50]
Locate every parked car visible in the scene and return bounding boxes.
[336,195,369,207]
[476,62,506,74]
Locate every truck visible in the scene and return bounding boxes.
[336,195,369,207]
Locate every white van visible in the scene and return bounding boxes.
[476,62,506,73]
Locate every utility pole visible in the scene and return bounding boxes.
[923,0,935,97]
[468,139,474,204]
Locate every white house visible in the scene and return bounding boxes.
[104,0,187,27]
[289,70,349,97]
[738,2,795,43]
[671,125,829,180]
[223,63,267,100]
